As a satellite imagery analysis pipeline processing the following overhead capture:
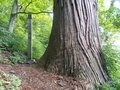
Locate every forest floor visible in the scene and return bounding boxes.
[0,52,84,90]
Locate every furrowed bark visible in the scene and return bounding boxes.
[38,0,108,89]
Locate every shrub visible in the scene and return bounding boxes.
[0,70,22,90]
[100,44,120,90]
[0,26,14,50]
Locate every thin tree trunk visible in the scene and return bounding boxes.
[38,0,108,89]
[110,0,120,7]
[110,0,116,6]
[8,0,18,33]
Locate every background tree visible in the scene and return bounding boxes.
[38,0,108,89]
[8,0,18,33]
[0,0,53,60]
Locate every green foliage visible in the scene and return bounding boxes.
[0,70,22,90]
[98,0,120,90]
[99,43,120,90]
[33,39,45,60]
[0,24,51,61]
[103,45,120,79]
[9,51,25,64]
[100,80,120,90]
[0,0,13,28]
[0,52,2,62]
[0,26,12,48]
[0,51,26,65]
[0,0,52,60]
[99,7,120,33]
[18,0,53,13]
[11,30,28,53]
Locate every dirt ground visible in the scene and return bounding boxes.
[0,63,86,90]
[0,51,90,90]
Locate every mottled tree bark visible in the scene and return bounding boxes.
[38,0,108,89]
[8,0,18,33]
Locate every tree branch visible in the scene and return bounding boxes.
[16,0,53,15]
[15,11,53,14]
[24,0,33,12]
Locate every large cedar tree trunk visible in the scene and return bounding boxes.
[38,0,108,89]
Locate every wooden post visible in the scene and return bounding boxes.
[28,14,32,61]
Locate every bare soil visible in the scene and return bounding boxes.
[0,63,84,90]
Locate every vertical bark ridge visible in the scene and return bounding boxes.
[74,0,107,83]
[72,0,97,83]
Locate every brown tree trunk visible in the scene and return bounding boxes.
[38,0,108,89]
